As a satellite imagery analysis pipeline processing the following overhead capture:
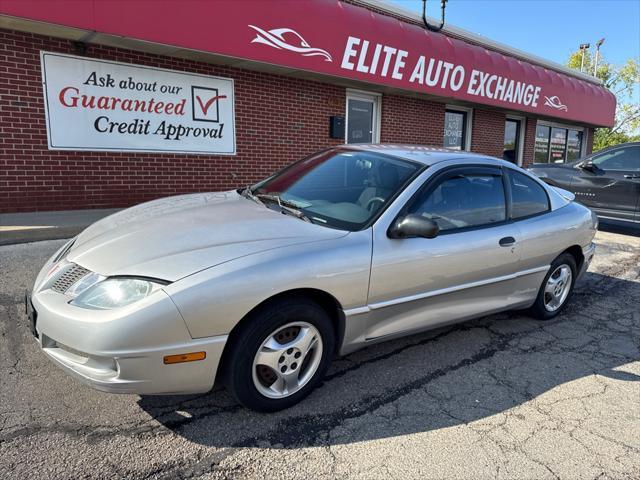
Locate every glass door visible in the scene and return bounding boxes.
[346,92,379,144]
[503,119,521,164]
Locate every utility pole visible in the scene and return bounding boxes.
[579,43,590,72]
[593,38,605,78]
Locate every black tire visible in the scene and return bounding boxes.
[528,253,577,320]
[224,297,335,412]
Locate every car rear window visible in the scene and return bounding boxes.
[509,170,550,219]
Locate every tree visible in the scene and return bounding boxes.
[566,50,640,151]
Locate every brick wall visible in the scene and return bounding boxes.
[1,29,349,213]
[470,108,505,158]
[522,117,538,167]
[585,128,594,155]
[380,95,445,144]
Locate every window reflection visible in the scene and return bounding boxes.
[534,125,551,163]
[566,130,583,161]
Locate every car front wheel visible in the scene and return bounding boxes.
[224,298,335,412]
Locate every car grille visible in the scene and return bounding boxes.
[51,264,90,294]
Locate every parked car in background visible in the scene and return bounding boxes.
[528,142,640,225]
[27,145,597,412]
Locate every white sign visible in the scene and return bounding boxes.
[40,52,236,155]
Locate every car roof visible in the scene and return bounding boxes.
[587,141,640,155]
[341,143,572,212]
[340,143,507,168]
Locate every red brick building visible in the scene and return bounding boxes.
[0,0,616,213]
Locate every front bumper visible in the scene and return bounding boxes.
[29,257,228,395]
[38,328,227,395]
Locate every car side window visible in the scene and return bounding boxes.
[591,147,640,171]
[409,173,506,232]
[509,170,550,219]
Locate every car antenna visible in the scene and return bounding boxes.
[422,0,448,33]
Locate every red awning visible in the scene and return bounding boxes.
[1,0,616,126]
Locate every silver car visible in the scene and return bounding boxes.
[28,145,597,411]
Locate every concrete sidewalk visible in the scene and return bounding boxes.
[0,209,120,245]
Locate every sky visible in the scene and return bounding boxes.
[388,0,640,68]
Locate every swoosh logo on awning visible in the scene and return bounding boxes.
[248,25,333,62]
[544,95,568,111]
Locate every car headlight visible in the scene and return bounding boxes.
[65,271,104,298]
[70,277,165,309]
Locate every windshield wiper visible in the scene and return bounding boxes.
[240,186,264,206]
[241,189,311,223]
[255,194,313,223]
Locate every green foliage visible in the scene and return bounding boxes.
[593,128,640,151]
[567,50,612,85]
[567,49,640,151]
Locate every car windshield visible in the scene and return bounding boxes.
[250,149,423,231]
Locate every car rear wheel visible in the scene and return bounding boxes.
[224,297,335,412]
[528,253,577,320]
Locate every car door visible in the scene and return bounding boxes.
[571,145,640,222]
[366,165,525,341]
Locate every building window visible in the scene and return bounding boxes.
[444,109,468,150]
[503,118,522,164]
[346,90,380,144]
[549,127,568,163]
[534,125,551,163]
[566,130,584,161]
[534,123,584,163]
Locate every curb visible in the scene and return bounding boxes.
[0,226,83,246]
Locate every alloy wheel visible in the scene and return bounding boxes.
[543,264,573,312]
[252,322,323,399]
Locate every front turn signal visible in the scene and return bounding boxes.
[163,352,206,364]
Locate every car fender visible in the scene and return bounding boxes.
[515,202,596,273]
[164,229,372,339]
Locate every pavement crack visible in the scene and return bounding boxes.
[236,326,533,449]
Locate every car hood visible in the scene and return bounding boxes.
[68,191,348,281]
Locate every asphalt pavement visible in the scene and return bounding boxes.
[0,229,638,479]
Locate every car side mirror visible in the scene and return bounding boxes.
[580,161,601,174]
[388,214,440,239]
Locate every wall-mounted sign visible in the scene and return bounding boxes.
[443,111,465,150]
[40,52,235,155]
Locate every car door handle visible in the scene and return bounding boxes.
[623,174,640,179]
[499,236,516,247]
